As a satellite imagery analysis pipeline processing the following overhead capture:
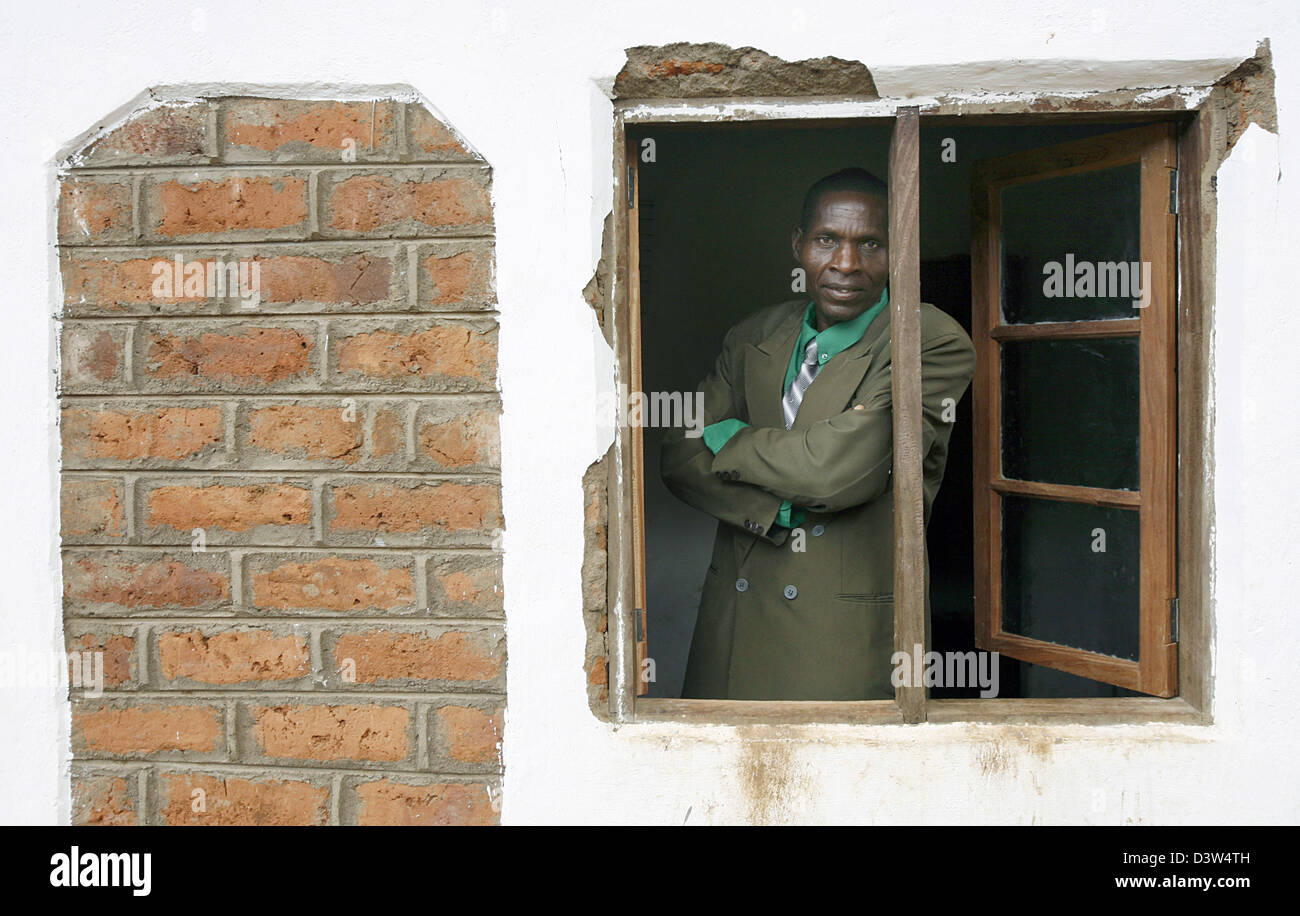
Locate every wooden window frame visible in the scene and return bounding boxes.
[606,94,1216,727]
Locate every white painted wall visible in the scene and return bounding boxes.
[1,0,1295,824]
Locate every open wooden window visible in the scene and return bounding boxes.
[970,125,1179,697]
[609,97,1210,725]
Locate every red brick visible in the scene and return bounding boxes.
[159,772,328,826]
[251,704,409,762]
[328,482,500,536]
[68,631,137,688]
[333,321,496,388]
[428,555,503,616]
[62,406,223,463]
[352,779,496,826]
[144,324,315,388]
[71,773,139,826]
[329,628,503,685]
[157,628,310,685]
[406,104,479,161]
[74,703,224,756]
[145,483,311,533]
[58,177,133,245]
[432,704,503,765]
[147,174,308,239]
[417,406,499,470]
[62,325,128,390]
[61,479,126,539]
[370,407,405,458]
[223,99,398,162]
[62,254,220,314]
[418,242,494,308]
[244,404,361,463]
[79,103,210,166]
[254,252,397,308]
[248,555,414,612]
[323,169,490,237]
[63,552,230,612]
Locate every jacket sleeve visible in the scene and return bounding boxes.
[709,329,976,514]
[660,325,791,546]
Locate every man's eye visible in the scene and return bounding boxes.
[816,236,835,246]
[861,240,880,250]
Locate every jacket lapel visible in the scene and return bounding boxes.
[792,307,892,428]
[743,310,802,430]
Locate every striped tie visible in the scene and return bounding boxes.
[782,338,821,429]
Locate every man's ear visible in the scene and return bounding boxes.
[791,227,803,263]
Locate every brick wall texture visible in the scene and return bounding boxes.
[59,95,503,826]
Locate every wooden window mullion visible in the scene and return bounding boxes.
[888,107,927,723]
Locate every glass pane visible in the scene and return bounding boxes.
[1000,162,1142,323]
[1001,337,1139,490]
[1001,495,1140,661]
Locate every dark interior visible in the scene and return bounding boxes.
[633,118,1155,700]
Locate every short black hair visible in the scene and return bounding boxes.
[799,167,888,232]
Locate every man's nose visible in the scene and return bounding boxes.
[831,240,861,273]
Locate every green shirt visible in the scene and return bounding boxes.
[702,287,890,530]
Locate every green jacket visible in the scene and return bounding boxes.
[660,298,976,700]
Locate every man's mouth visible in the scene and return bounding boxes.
[822,285,866,302]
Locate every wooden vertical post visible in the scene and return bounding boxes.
[888,106,927,723]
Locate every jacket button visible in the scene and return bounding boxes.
[812,524,825,537]
[743,519,753,530]
[783,585,798,599]
[736,578,749,592]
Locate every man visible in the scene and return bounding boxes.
[660,167,975,701]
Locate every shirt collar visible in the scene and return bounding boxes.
[797,286,890,366]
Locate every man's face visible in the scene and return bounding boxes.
[792,190,889,332]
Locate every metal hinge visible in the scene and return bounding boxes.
[627,165,636,209]
[1169,169,1179,214]
[634,607,644,642]
[1170,597,1180,642]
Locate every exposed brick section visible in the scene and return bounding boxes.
[428,554,503,617]
[63,551,231,614]
[249,703,411,763]
[74,702,226,758]
[583,452,611,714]
[62,405,224,465]
[222,99,399,162]
[327,481,501,545]
[59,93,501,826]
[156,627,310,686]
[244,403,361,464]
[406,103,480,162]
[142,323,317,389]
[247,554,415,613]
[58,177,133,245]
[417,241,495,309]
[68,628,139,689]
[429,703,504,770]
[417,403,500,471]
[143,481,312,537]
[61,478,126,540]
[348,779,497,826]
[325,627,504,688]
[71,770,141,825]
[144,173,310,241]
[61,324,129,392]
[321,168,491,238]
[253,250,400,310]
[78,103,211,167]
[158,771,329,826]
[332,319,497,391]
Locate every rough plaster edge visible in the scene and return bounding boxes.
[872,56,1251,97]
[55,82,487,171]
